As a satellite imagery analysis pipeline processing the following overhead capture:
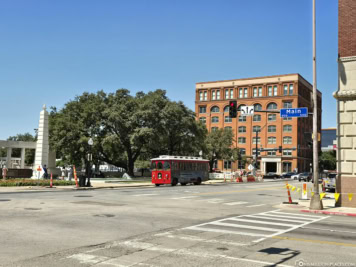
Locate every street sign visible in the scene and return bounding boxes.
[248,164,255,171]
[280,107,308,118]
[241,106,254,116]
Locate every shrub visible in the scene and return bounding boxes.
[0,179,76,187]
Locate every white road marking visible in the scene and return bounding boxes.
[246,204,266,208]
[132,194,158,197]
[243,214,306,223]
[67,253,110,264]
[228,218,293,227]
[223,201,249,205]
[269,210,323,219]
[171,196,199,200]
[210,221,279,232]
[207,198,225,203]
[256,213,316,221]
[184,226,267,237]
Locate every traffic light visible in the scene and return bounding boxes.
[229,100,237,118]
[278,146,282,153]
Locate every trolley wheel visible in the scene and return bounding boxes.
[180,183,187,186]
[155,184,160,187]
[194,178,202,185]
[171,178,178,186]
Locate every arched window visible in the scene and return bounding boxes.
[268,125,276,133]
[211,106,220,113]
[267,102,278,110]
[211,116,219,123]
[238,126,246,133]
[224,126,232,131]
[224,106,230,113]
[283,125,292,132]
[254,104,262,111]
[237,104,246,111]
[268,137,276,144]
[252,126,261,132]
[253,114,261,122]
[283,136,293,144]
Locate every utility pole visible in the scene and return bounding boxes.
[310,0,323,210]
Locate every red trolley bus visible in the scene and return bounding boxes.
[151,155,209,186]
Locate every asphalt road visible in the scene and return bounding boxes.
[0,180,355,267]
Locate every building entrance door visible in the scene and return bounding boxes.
[266,162,277,173]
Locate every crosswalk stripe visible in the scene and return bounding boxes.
[228,218,293,227]
[223,201,249,205]
[210,221,279,232]
[258,213,315,221]
[185,226,267,237]
[207,198,225,203]
[269,211,323,219]
[171,196,199,200]
[133,194,158,197]
[246,204,266,208]
[241,215,306,223]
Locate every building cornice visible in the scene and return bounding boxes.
[333,89,356,100]
[339,56,356,62]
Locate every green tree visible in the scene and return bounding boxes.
[203,128,234,172]
[319,150,336,171]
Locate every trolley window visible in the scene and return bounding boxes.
[163,161,171,170]
[157,162,163,170]
[150,161,156,170]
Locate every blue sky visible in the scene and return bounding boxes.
[0,0,338,140]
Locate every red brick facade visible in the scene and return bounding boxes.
[339,0,356,58]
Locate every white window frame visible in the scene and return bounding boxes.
[238,137,246,144]
[268,137,276,144]
[283,136,293,144]
[238,126,246,133]
[268,125,276,133]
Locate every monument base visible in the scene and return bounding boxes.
[336,175,356,208]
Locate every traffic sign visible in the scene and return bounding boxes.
[248,164,255,171]
[241,106,254,116]
[280,107,308,118]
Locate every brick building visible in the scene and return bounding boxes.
[333,0,356,207]
[195,74,322,174]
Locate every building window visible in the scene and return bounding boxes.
[254,104,262,111]
[225,90,229,99]
[211,106,220,113]
[273,85,278,96]
[199,117,206,124]
[252,137,261,144]
[289,84,294,95]
[253,126,261,132]
[238,126,246,133]
[199,106,206,113]
[284,85,288,95]
[238,137,246,144]
[252,148,260,156]
[224,106,229,113]
[240,148,246,156]
[225,126,232,131]
[283,117,292,121]
[204,91,207,100]
[268,137,276,144]
[216,90,220,100]
[268,125,276,133]
[283,162,292,172]
[253,115,261,122]
[283,150,292,156]
[283,101,292,108]
[238,116,246,122]
[283,125,292,132]
[268,151,276,156]
[244,88,248,98]
[268,114,276,121]
[212,116,219,123]
[230,89,234,98]
[199,91,203,100]
[267,102,277,110]
[225,116,232,123]
[283,136,292,144]
[259,87,262,96]
[224,160,232,169]
[268,86,272,96]
[239,88,243,98]
[253,87,257,97]
[211,127,218,132]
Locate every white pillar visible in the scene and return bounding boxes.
[20,148,25,169]
[6,147,12,168]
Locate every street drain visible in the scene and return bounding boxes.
[93,214,115,218]
[74,195,93,198]
[0,199,11,202]
[217,247,228,251]
[24,208,41,210]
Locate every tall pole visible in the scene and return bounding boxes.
[310,0,323,210]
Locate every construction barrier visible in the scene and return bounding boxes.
[73,166,79,188]
[50,173,53,188]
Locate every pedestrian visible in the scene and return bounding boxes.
[61,167,66,180]
[68,166,73,181]
[43,165,48,179]
[2,165,8,180]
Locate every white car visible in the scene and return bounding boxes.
[291,173,301,180]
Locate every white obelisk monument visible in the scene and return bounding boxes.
[33,105,49,178]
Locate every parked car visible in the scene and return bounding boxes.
[321,172,337,191]
[291,173,301,180]
[263,172,280,179]
[298,172,312,182]
[281,172,295,178]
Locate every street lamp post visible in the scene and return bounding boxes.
[87,138,93,187]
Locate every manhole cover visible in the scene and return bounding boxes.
[0,199,11,202]
[93,214,115,218]
[74,195,93,198]
[24,208,41,210]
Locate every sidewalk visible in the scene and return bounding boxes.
[276,193,356,217]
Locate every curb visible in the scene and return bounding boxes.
[300,209,356,217]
